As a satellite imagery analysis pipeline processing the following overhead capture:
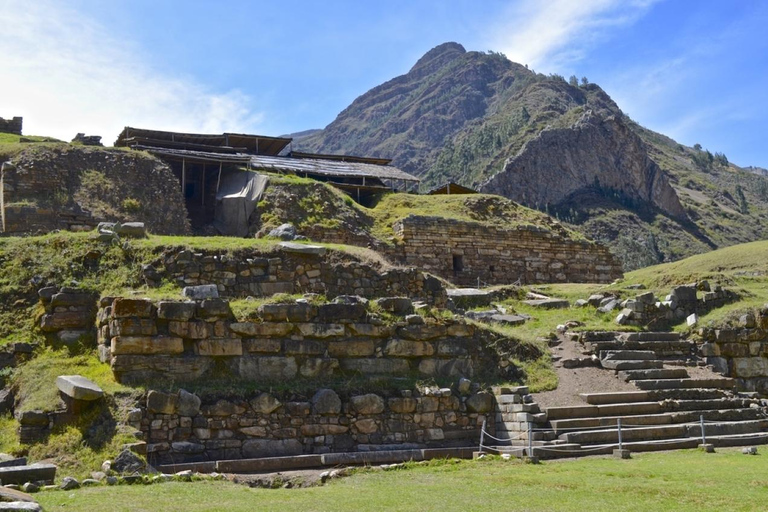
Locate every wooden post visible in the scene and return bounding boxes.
[216,162,222,196]
[356,187,360,203]
[181,159,186,195]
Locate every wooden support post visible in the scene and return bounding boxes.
[181,159,186,195]
[216,162,222,196]
[201,164,206,206]
[357,187,361,203]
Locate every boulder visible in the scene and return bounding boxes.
[311,389,342,415]
[113,222,146,238]
[147,390,178,414]
[182,285,219,300]
[59,477,80,490]
[350,394,385,415]
[176,389,201,417]
[55,375,104,401]
[250,393,282,414]
[268,223,297,240]
[465,392,493,413]
[112,449,147,474]
[374,297,414,315]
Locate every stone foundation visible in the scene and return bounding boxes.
[98,297,514,385]
[0,117,22,135]
[392,216,622,286]
[144,246,447,305]
[131,387,495,465]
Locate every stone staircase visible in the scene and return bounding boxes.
[486,332,768,459]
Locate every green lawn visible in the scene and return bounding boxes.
[36,449,768,512]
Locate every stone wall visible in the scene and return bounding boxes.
[38,287,98,347]
[700,307,768,393]
[144,245,447,306]
[131,387,495,465]
[393,216,622,286]
[0,117,22,135]
[99,297,513,385]
[2,145,189,235]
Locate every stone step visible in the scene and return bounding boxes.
[601,359,664,370]
[547,401,664,420]
[550,408,765,431]
[559,419,768,445]
[601,350,658,361]
[633,378,736,391]
[580,391,651,405]
[621,332,681,342]
[618,368,690,381]
[589,340,694,356]
[582,389,732,405]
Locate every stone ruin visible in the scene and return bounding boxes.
[0,116,22,135]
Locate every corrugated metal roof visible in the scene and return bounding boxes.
[115,127,291,156]
[250,154,419,182]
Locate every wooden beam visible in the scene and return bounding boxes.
[216,162,222,196]
[201,163,206,206]
[181,159,186,195]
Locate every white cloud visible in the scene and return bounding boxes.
[0,1,263,144]
[489,0,659,71]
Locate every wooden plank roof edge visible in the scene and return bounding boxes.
[289,151,392,166]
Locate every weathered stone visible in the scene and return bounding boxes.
[147,390,177,414]
[196,339,242,356]
[0,502,43,511]
[243,339,282,353]
[465,392,494,413]
[259,303,316,322]
[16,411,48,427]
[446,323,474,337]
[418,358,472,377]
[384,339,435,357]
[112,449,146,473]
[177,389,201,417]
[278,242,326,256]
[171,442,205,454]
[157,301,197,321]
[182,285,219,300]
[250,393,282,414]
[295,323,345,338]
[169,321,210,339]
[741,313,757,329]
[0,464,56,486]
[311,389,342,415]
[59,477,80,490]
[40,311,91,331]
[284,339,325,355]
[202,400,246,416]
[50,292,95,307]
[347,323,392,337]
[354,418,378,434]
[114,222,145,238]
[111,336,183,355]
[112,298,154,318]
[327,340,375,357]
[317,303,367,322]
[230,322,293,337]
[299,358,339,378]
[522,298,569,309]
[56,375,103,401]
[268,223,297,240]
[242,439,303,458]
[240,426,268,437]
[388,397,417,414]
[398,324,446,340]
[198,299,232,318]
[110,317,157,336]
[300,424,349,436]
[339,358,409,375]
[374,297,414,315]
[237,356,298,380]
[351,394,385,415]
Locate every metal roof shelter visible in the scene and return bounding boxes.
[427,182,478,195]
[115,127,291,156]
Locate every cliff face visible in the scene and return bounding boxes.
[482,111,687,220]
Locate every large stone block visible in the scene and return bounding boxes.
[284,339,325,356]
[259,303,316,322]
[418,358,473,378]
[197,299,233,319]
[229,322,293,337]
[295,323,345,338]
[317,303,367,322]
[56,375,103,401]
[242,439,303,458]
[398,324,447,341]
[328,340,375,357]
[110,318,157,337]
[250,393,282,414]
[182,285,219,300]
[339,358,410,375]
[388,397,417,414]
[196,339,242,357]
[157,302,197,321]
[243,339,282,353]
[384,339,435,357]
[237,356,298,380]
[351,394,385,415]
[347,323,393,338]
[299,358,339,378]
[374,297,414,315]
[50,292,95,307]
[112,298,154,318]
[147,390,177,414]
[40,312,91,331]
[169,321,210,339]
[111,336,183,355]
[311,389,341,415]
[731,357,768,378]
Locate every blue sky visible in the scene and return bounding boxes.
[1,0,767,168]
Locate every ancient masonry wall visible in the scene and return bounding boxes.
[701,308,768,393]
[392,216,623,286]
[144,247,447,305]
[0,117,22,135]
[131,386,502,465]
[1,146,189,236]
[98,298,509,385]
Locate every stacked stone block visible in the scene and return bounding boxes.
[392,216,622,286]
[38,287,98,347]
[99,297,508,384]
[132,386,495,464]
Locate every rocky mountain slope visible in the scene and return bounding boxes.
[299,42,768,270]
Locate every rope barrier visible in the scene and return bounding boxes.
[479,429,527,443]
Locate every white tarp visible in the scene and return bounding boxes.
[213,170,268,237]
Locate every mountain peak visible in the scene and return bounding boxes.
[409,42,466,74]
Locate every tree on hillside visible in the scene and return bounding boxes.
[569,75,579,87]
[714,152,729,167]
[735,184,748,214]
[580,77,589,86]
[693,143,702,151]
